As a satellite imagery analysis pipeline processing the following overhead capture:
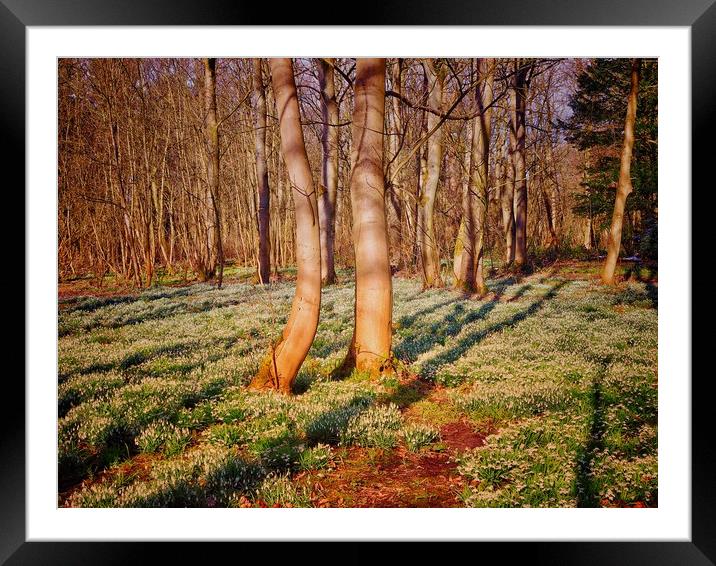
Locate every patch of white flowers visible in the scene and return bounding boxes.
[255,474,312,507]
[135,421,192,456]
[401,423,440,452]
[340,403,403,448]
[457,410,590,508]
[59,273,657,509]
[452,380,575,419]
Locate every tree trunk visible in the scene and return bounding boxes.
[501,142,516,265]
[454,58,494,296]
[387,59,405,270]
[417,59,444,289]
[512,59,530,269]
[338,58,392,377]
[453,216,467,284]
[249,58,322,393]
[203,58,222,286]
[544,101,561,249]
[584,216,593,249]
[252,58,271,285]
[317,58,339,285]
[453,97,473,283]
[602,59,641,285]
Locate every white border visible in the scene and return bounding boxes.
[27,26,691,541]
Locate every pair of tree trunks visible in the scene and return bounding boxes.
[497,59,533,271]
[453,59,494,296]
[252,57,338,288]
[249,58,392,393]
[602,58,641,285]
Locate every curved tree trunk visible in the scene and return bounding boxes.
[417,59,444,289]
[253,58,271,285]
[249,58,321,393]
[338,58,392,377]
[317,58,339,285]
[454,59,494,295]
[602,59,641,285]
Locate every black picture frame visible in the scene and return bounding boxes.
[7,1,710,563]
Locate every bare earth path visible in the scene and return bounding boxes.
[294,376,493,508]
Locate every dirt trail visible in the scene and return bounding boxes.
[297,379,491,508]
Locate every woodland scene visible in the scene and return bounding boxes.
[58,57,657,508]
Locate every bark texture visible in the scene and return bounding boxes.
[249,59,321,393]
[454,59,494,295]
[203,58,223,287]
[501,141,516,265]
[252,58,271,285]
[602,59,641,285]
[511,59,530,269]
[417,59,444,289]
[386,59,405,270]
[317,58,339,285]
[338,58,393,377]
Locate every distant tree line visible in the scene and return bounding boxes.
[58,57,657,292]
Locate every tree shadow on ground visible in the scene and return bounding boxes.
[385,380,429,408]
[393,278,528,363]
[418,279,568,380]
[60,286,200,314]
[62,334,242,385]
[397,295,464,329]
[60,291,284,336]
[575,357,610,507]
[623,263,658,309]
[307,333,353,359]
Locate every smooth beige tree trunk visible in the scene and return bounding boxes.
[317,58,339,285]
[454,59,494,295]
[453,211,468,285]
[602,59,641,285]
[252,58,271,285]
[338,58,393,377]
[584,217,593,249]
[417,59,444,289]
[582,148,594,249]
[249,58,321,393]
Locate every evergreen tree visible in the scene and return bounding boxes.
[562,58,657,258]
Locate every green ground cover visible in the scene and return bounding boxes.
[58,266,657,508]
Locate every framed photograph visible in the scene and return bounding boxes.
[9,0,710,563]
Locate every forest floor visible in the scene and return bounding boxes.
[58,260,658,508]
